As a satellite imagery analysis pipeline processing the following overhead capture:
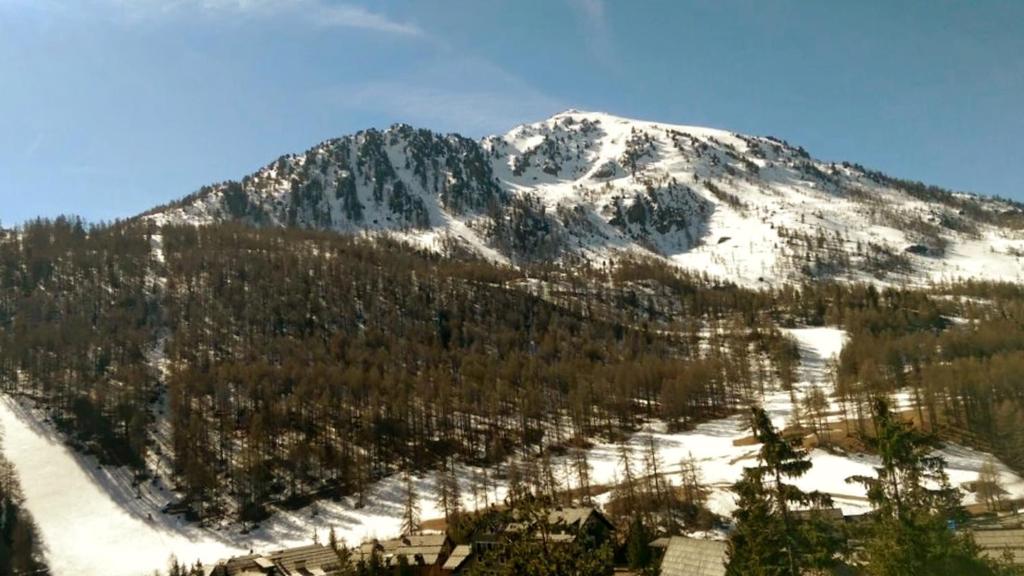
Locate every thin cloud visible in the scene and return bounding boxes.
[342,82,564,135]
[107,0,424,36]
[569,0,605,26]
[24,133,45,159]
[321,56,566,136]
[567,0,616,69]
[316,4,422,36]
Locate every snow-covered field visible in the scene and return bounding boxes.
[3,326,1024,575]
[586,327,1024,516]
[0,397,240,575]
[0,394,466,575]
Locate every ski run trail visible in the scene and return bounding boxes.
[3,326,1024,575]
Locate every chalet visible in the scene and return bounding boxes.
[495,506,616,548]
[658,536,727,576]
[972,528,1024,566]
[441,544,475,574]
[356,533,453,576]
[503,506,616,546]
[212,543,343,576]
[546,506,616,544]
[655,535,867,576]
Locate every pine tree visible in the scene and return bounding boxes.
[572,447,592,505]
[435,457,461,522]
[976,457,1005,513]
[679,452,706,510]
[727,467,789,576]
[677,452,709,530]
[617,444,638,516]
[625,515,653,570]
[849,399,1000,576]
[642,434,668,525]
[327,526,355,575]
[507,458,526,507]
[400,470,421,535]
[726,407,836,576]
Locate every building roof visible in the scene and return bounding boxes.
[972,529,1024,565]
[378,533,450,566]
[442,544,474,571]
[649,537,672,549]
[547,507,614,531]
[659,537,727,576]
[792,508,845,523]
[219,544,341,576]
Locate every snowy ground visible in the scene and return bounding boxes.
[3,326,1024,575]
[0,394,468,575]
[0,397,240,575]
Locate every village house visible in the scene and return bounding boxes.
[654,535,863,576]
[500,506,616,547]
[356,532,453,576]
[971,527,1024,567]
[440,544,474,575]
[211,543,343,576]
[208,507,612,576]
[545,506,617,546]
[657,536,727,576]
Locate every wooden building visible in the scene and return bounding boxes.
[658,537,727,576]
[972,528,1024,566]
[356,533,453,576]
[212,543,343,576]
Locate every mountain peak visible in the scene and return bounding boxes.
[144,113,1024,286]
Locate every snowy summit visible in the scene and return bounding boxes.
[146,110,1024,286]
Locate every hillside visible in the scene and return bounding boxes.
[147,110,1024,286]
[2,214,1024,576]
[5,114,1024,575]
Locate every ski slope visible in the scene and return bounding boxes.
[0,397,241,575]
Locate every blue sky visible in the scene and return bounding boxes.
[1,0,1022,225]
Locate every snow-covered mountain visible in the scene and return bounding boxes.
[145,110,1024,285]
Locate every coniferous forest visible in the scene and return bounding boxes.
[0,217,795,521]
[3,216,1024,528]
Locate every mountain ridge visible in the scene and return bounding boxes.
[144,110,1024,286]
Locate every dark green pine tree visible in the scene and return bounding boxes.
[726,407,837,576]
[625,515,653,570]
[849,399,1009,576]
[327,526,356,576]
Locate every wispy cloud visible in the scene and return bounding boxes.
[93,0,425,36]
[315,3,422,36]
[568,0,605,27]
[342,82,563,135]
[320,56,565,135]
[566,0,616,69]
[24,133,45,159]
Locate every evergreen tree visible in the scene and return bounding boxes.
[435,457,461,522]
[849,399,1001,576]
[726,407,836,576]
[626,515,653,570]
[976,457,1005,513]
[328,527,355,576]
[0,449,46,575]
[400,470,421,535]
